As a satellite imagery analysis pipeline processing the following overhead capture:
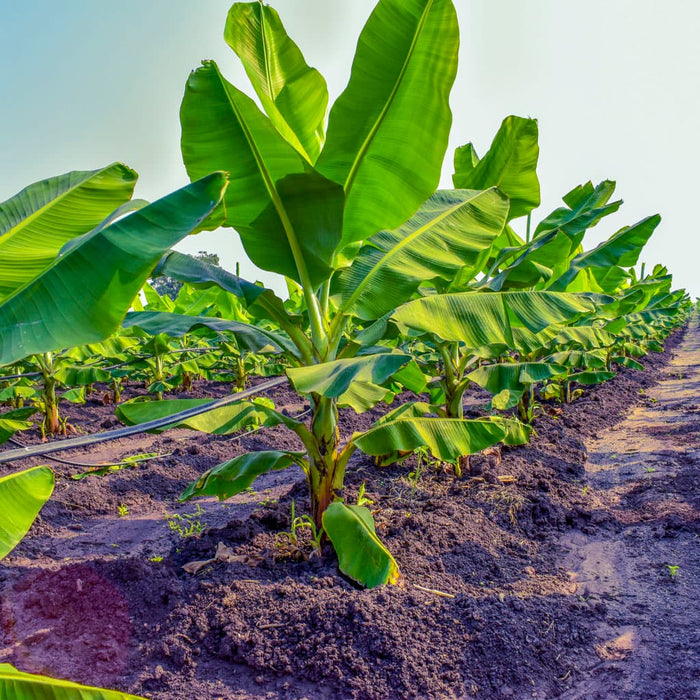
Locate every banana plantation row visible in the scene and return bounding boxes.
[0,0,690,696]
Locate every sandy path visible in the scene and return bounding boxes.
[559,317,700,699]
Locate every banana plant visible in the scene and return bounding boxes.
[12,351,111,437]
[391,291,596,421]
[114,0,545,588]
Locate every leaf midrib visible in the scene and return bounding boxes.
[343,0,434,197]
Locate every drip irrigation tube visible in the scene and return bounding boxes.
[0,376,288,465]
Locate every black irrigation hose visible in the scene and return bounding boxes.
[5,437,168,469]
[0,376,288,465]
[7,405,313,470]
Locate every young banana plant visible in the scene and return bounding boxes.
[115,0,540,587]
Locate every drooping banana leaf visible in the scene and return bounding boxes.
[491,416,533,446]
[287,354,412,413]
[180,60,344,288]
[122,311,294,355]
[0,407,37,445]
[569,370,616,385]
[613,356,644,370]
[153,251,311,354]
[354,417,507,463]
[55,365,112,386]
[155,251,287,318]
[0,173,228,366]
[116,397,300,435]
[224,2,328,163]
[179,450,306,502]
[453,115,540,220]
[322,502,399,588]
[287,354,411,399]
[317,0,459,249]
[545,350,607,370]
[0,466,54,560]
[548,325,616,351]
[332,188,509,320]
[0,163,137,303]
[0,663,144,699]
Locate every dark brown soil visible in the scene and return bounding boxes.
[0,323,698,699]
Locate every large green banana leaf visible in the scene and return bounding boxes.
[286,354,411,412]
[354,417,507,463]
[116,397,299,435]
[549,215,660,293]
[453,115,540,220]
[0,173,227,367]
[122,310,293,355]
[0,664,144,699]
[322,502,399,588]
[180,60,343,289]
[152,251,308,351]
[332,188,509,320]
[180,450,306,502]
[0,163,137,303]
[0,466,54,560]
[224,2,327,163]
[392,291,595,347]
[317,0,459,248]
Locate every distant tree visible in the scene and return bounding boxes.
[149,250,221,299]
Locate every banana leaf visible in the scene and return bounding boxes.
[224,2,327,163]
[116,397,300,435]
[122,311,293,355]
[322,502,399,588]
[180,60,344,288]
[180,450,306,501]
[0,466,54,560]
[393,291,596,348]
[354,417,507,463]
[0,664,143,699]
[332,188,508,320]
[0,173,228,366]
[317,0,459,249]
[0,163,137,303]
[453,115,540,220]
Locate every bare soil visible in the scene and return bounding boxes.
[0,322,697,699]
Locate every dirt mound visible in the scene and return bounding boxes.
[1,324,697,699]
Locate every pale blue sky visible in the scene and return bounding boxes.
[2,1,698,297]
